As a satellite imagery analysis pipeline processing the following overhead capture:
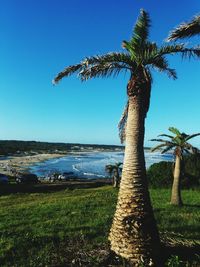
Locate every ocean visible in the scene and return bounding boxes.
[29,151,173,179]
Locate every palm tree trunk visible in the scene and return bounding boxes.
[109,95,161,266]
[170,155,183,206]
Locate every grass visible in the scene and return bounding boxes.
[0,186,199,266]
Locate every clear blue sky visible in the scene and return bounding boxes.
[1,0,200,147]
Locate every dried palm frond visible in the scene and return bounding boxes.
[168,15,200,41]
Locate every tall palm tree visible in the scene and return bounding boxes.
[168,14,200,41]
[53,9,200,266]
[151,127,200,206]
[105,162,122,187]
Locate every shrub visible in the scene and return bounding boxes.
[147,154,200,188]
[183,153,200,188]
[147,161,173,188]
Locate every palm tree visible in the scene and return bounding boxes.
[168,14,200,41]
[151,127,200,206]
[53,9,200,266]
[105,162,122,187]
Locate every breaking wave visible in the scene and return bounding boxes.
[29,151,173,179]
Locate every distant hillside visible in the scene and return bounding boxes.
[0,140,124,156]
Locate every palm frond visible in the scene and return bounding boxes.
[118,101,129,144]
[141,67,152,114]
[184,142,196,151]
[150,56,177,79]
[79,62,128,81]
[151,143,167,152]
[192,147,199,154]
[158,134,174,139]
[185,133,200,142]
[168,15,200,41]
[160,44,200,59]
[53,64,82,84]
[82,53,135,69]
[143,43,182,79]
[150,138,168,143]
[130,9,151,50]
[116,162,123,167]
[122,40,138,60]
[183,148,191,154]
[161,145,175,154]
[53,52,134,84]
[168,127,181,136]
[173,135,182,146]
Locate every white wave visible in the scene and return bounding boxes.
[30,150,173,178]
[72,165,80,172]
[83,172,105,178]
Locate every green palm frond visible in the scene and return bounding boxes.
[140,42,177,78]
[168,127,181,136]
[131,9,151,50]
[151,128,200,158]
[122,40,137,60]
[173,136,182,146]
[168,15,200,41]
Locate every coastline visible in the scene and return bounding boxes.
[0,153,65,176]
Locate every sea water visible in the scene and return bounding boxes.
[29,151,173,179]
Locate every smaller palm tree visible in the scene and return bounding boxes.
[168,14,200,41]
[105,162,122,188]
[150,127,200,206]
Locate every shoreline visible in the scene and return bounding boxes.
[0,153,66,176]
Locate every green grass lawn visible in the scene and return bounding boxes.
[0,186,199,266]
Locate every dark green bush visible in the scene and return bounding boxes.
[183,153,200,188]
[147,154,200,188]
[147,161,173,188]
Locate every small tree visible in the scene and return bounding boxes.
[105,162,122,188]
[151,127,200,206]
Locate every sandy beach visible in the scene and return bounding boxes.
[0,153,65,176]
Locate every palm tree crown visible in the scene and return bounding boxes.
[150,127,200,157]
[53,9,200,142]
[168,15,200,41]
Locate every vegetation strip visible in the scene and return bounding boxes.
[0,186,199,266]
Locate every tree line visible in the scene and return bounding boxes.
[0,140,123,156]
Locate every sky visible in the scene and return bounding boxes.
[1,0,200,147]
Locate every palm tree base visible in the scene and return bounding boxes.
[170,199,183,206]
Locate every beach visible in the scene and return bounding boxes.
[0,153,65,176]
[0,151,173,178]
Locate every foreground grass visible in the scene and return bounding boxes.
[0,186,199,266]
